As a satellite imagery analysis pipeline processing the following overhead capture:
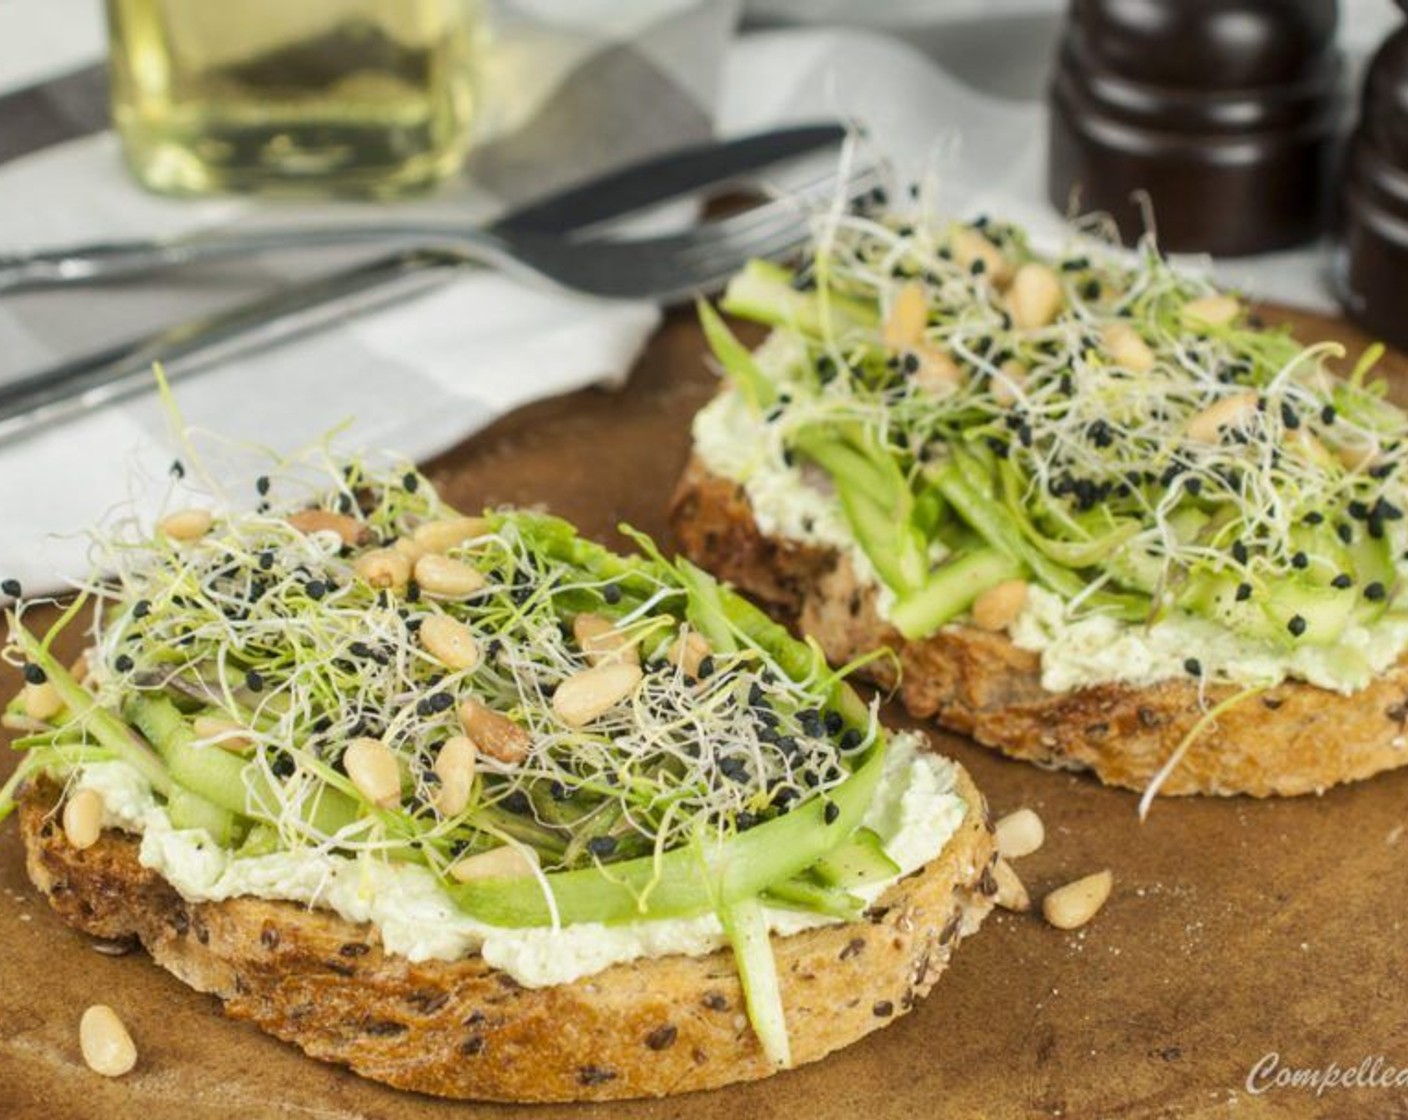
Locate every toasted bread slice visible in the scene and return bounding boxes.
[670,459,1408,798]
[19,771,995,1102]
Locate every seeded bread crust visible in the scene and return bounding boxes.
[19,770,994,1103]
[669,458,1408,797]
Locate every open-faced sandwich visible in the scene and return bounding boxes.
[672,212,1408,800]
[1,456,995,1101]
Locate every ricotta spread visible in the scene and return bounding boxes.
[71,730,966,989]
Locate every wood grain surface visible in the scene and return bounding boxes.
[2,307,1406,1120]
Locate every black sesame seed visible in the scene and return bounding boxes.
[696,656,715,680]
[840,729,863,751]
[501,791,531,815]
[586,836,617,858]
[1280,402,1300,430]
[1331,573,1354,589]
[255,475,271,496]
[1291,552,1309,570]
[823,802,840,825]
[133,599,151,619]
[1231,541,1249,565]
[1365,581,1388,602]
[305,580,327,600]
[1235,583,1253,602]
[1305,511,1324,526]
[970,258,987,276]
[22,663,46,685]
[258,551,275,571]
[1320,404,1336,425]
[824,711,844,736]
[114,654,134,673]
[170,460,185,479]
[429,691,454,713]
[245,669,265,692]
[719,757,751,784]
[1337,523,1354,544]
[1,578,21,598]
[602,582,622,605]
[1184,658,1202,678]
[402,472,419,493]
[1287,615,1307,637]
[1081,279,1102,300]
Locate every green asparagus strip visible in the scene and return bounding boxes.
[446,743,885,926]
[698,298,778,413]
[891,549,1026,639]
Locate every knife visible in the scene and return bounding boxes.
[0,124,846,445]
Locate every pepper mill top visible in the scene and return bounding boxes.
[1048,0,1340,256]
[1336,2,1408,349]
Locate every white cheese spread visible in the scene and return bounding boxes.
[71,730,966,989]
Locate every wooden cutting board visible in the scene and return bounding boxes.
[3,305,1406,1120]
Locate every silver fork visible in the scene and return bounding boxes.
[0,158,885,301]
[0,157,886,444]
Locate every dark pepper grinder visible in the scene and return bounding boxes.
[1048,0,1341,256]
[1338,1,1408,351]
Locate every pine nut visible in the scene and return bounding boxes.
[343,737,402,809]
[287,509,366,546]
[63,789,103,850]
[883,281,929,349]
[69,650,93,686]
[158,508,212,542]
[80,1004,137,1078]
[21,680,64,721]
[666,631,711,678]
[1042,869,1113,930]
[1101,322,1155,373]
[392,537,427,565]
[191,716,251,753]
[553,662,643,727]
[1182,293,1240,330]
[414,554,485,599]
[1186,391,1258,443]
[951,226,1012,285]
[912,345,964,396]
[992,858,1031,912]
[432,735,477,818]
[448,844,538,883]
[353,548,411,591]
[573,613,640,666]
[1333,439,1376,470]
[1007,262,1064,330]
[1287,427,1334,468]
[413,516,488,555]
[993,808,1045,860]
[419,615,481,671]
[971,579,1029,632]
[458,699,531,763]
[992,359,1028,406]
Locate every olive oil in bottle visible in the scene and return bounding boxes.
[105,0,478,198]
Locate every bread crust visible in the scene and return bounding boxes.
[19,770,994,1102]
[669,459,1408,797]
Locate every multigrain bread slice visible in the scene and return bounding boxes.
[670,459,1408,798]
[19,773,996,1102]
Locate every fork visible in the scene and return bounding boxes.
[0,158,886,301]
[0,156,887,444]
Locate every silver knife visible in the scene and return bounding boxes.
[0,124,846,445]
